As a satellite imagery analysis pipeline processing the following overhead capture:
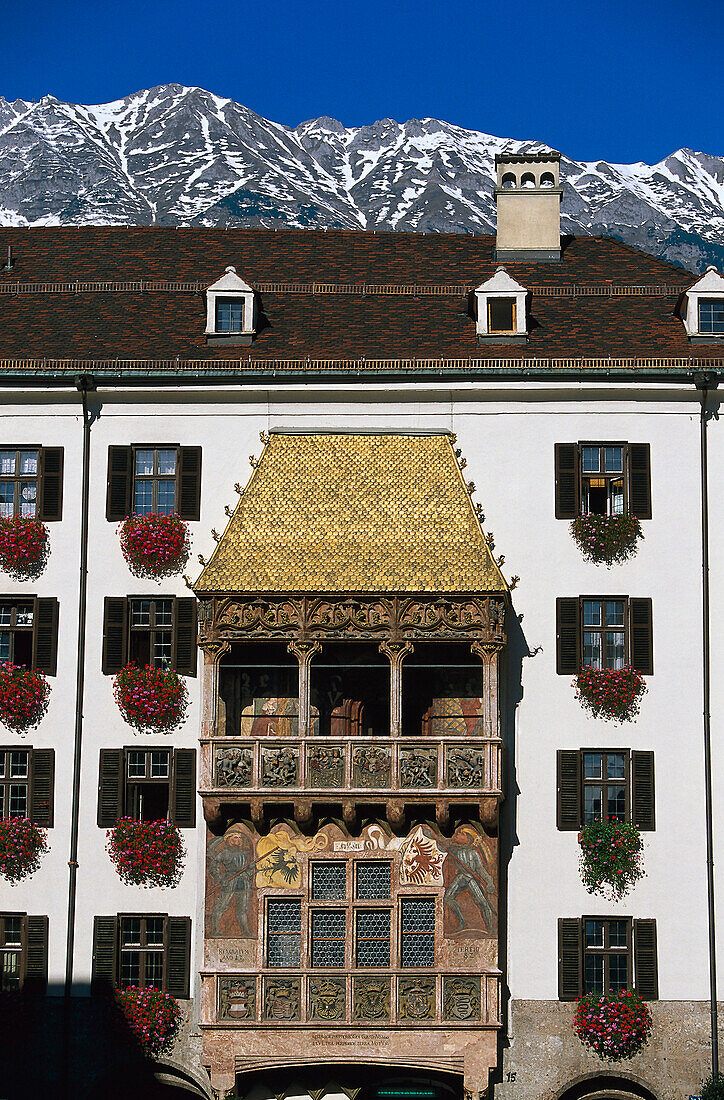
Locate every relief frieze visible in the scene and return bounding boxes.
[442,976,481,1022]
[446,746,486,788]
[398,977,436,1021]
[352,745,391,787]
[307,744,345,788]
[399,746,437,788]
[263,977,301,1022]
[218,977,256,1022]
[353,977,391,1022]
[309,977,347,1021]
[260,746,299,787]
[215,745,253,787]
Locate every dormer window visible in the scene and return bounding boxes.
[475,267,528,344]
[681,266,724,341]
[205,266,256,345]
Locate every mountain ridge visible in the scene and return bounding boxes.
[1,83,723,273]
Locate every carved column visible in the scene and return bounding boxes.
[380,640,413,738]
[200,641,231,738]
[288,641,321,738]
[471,642,504,740]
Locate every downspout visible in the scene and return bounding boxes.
[695,370,719,1078]
[64,375,96,997]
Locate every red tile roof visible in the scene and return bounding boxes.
[0,227,717,372]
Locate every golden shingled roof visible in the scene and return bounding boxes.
[194,432,506,594]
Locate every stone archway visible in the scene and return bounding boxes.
[557,1071,659,1100]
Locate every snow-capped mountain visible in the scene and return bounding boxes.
[1,83,723,272]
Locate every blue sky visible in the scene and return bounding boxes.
[4,0,723,163]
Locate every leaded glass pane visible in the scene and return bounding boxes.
[610,954,628,991]
[0,485,13,518]
[583,601,601,627]
[153,631,172,667]
[157,450,176,475]
[605,631,625,670]
[145,919,164,947]
[9,752,27,779]
[400,898,435,967]
[127,752,146,778]
[607,785,626,820]
[585,920,603,948]
[607,754,626,780]
[3,918,22,946]
[134,480,153,515]
[604,447,623,473]
[120,952,140,987]
[131,601,151,627]
[583,631,602,669]
[154,601,173,628]
[156,481,176,515]
[583,753,602,779]
[135,450,154,476]
[9,785,27,816]
[355,910,390,967]
[267,898,301,968]
[0,452,15,475]
[582,447,600,473]
[610,921,627,947]
[356,862,391,900]
[584,785,602,824]
[15,607,32,627]
[311,862,346,900]
[150,751,170,778]
[311,909,346,967]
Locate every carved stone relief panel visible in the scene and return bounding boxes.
[353,977,391,1022]
[215,746,253,788]
[442,976,481,1022]
[263,977,301,1022]
[399,746,437,788]
[260,745,299,787]
[398,977,436,1021]
[352,745,391,788]
[218,977,256,1022]
[307,744,345,788]
[309,976,347,1021]
[446,746,486,788]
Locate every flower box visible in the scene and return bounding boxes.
[574,666,646,723]
[119,513,190,579]
[0,518,49,579]
[116,986,182,1056]
[573,989,652,1061]
[0,817,48,883]
[570,513,642,566]
[0,662,50,733]
[578,820,644,900]
[113,663,189,733]
[107,818,184,888]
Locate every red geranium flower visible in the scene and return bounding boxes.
[574,666,646,723]
[0,662,50,733]
[0,518,49,579]
[0,817,48,883]
[119,513,190,579]
[578,820,644,899]
[113,663,188,733]
[107,818,184,887]
[574,989,652,1061]
[570,513,642,567]
[116,986,182,1056]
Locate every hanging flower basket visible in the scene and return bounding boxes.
[119,513,190,579]
[107,818,184,888]
[0,662,50,733]
[578,820,644,900]
[0,817,48,883]
[574,989,652,1061]
[116,986,183,1056]
[570,513,642,566]
[574,666,646,723]
[113,663,189,733]
[0,518,49,579]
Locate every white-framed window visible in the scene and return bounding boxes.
[682,266,724,338]
[474,268,528,339]
[205,267,255,339]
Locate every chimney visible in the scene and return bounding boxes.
[494,152,562,262]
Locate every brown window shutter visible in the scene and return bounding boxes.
[630,598,653,675]
[555,444,579,519]
[92,916,118,993]
[634,919,658,999]
[24,915,48,993]
[97,750,124,828]
[173,598,197,676]
[106,446,133,521]
[32,597,59,675]
[628,444,652,520]
[557,750,581,830]
[172,749,196,828]
[558,918,582,1000]
[177,447,202,521]
[37,447,64,521]
[556,598,580,675]
[631,751,655,831]
[102,598,128,675]
[165,916,191,998]
[29,749,55,827]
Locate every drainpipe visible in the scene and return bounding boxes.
[695,370,719,1078]
[64,375,96,997]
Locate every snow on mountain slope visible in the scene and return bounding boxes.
[0,83,722,271]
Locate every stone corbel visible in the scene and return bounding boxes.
[471,641,504,739]
[379,640,413,737]
[342,799,359,832]
[203,797,223,828]
[386,798,407,833]
[294,799,314,831]
[287,640,321,738]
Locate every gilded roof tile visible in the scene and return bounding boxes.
[194,432,506,595]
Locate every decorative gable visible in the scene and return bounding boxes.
[474,267,528,344]
[681,266,724,340]
[205,266,256,345]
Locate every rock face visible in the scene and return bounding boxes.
[1,83,723,272]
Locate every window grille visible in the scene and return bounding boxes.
[119,916,165,989]
[133,448,177,516]
[583,751,626,823]
[584,918,629,994]
[400,898,435,967]
[267,898,301,968]
[311,862,346,900]
[0,750,29,819]
[310,909,346,967]
[355,910,391,967]
[356,862,391,900]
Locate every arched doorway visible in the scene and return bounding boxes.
[238,1065,463,1100]
[557,1072,658,1100]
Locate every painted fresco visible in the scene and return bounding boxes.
[206,825,257,938]
[441,824,497,937]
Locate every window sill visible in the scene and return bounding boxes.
[206,332,255,346]
[477,333,528,345]
[689,334,724,344]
